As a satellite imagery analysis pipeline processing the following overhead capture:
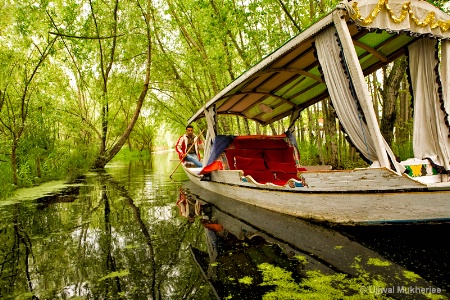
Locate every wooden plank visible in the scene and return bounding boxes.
[300,168,427,191]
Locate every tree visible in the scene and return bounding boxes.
[379,57,408,146]
[91,0,153,168]
[0,1,58,185]
[48,0,154,169]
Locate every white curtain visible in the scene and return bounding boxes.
[316,27,378,162]
[442,41,450,140]
[408,38,450,170]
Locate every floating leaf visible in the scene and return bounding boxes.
[239,276,253,285]
[403,270,421,282]
[367,258,391,267]
[294,255,308,265]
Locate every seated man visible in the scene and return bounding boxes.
[175,125,203,167]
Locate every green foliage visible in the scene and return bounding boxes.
[0,163,15,199]
[338,157,370,170]
[111,147,151,162]
[402,270,422,283]
[256,252,449,299]
[299,140,321,165]
[428,0,450,12]
[17,161,34,187]
[392,141,414,161]
[0,141,96,199]
[41,143,97,182]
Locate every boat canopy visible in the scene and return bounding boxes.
[189,0,450,173]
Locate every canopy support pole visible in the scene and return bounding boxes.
[203,105,217,164]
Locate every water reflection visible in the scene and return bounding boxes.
[0,152,215,299]
[180,181,450,300]
[178,188,304,300]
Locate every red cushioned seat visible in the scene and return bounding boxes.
[232,137,289,149]
[242,170,275,183]
[263,148,296,163]
[267,161,297,173]
[224,149,263,169]
[234,156,267,170]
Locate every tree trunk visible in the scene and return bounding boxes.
[11,140,18,185]
[299,115,305,144]
[236,116,241,135]
[99,97,109,155]
[269,123,277,135]
[380,56,407,146]
[313,104,323,164]
[255,122,261,135]
[92,1,152,169]
[306,107,315,145]
[323,98,338,168]
[92,79,149,169]
[243,118,250,135]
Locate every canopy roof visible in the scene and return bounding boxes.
[188,0,450,125]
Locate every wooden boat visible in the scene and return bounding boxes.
[182,0,450,224]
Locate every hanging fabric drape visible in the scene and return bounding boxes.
[442,41,450,135]
[408,38,450,171]
[315,27,379,163]
[316,25,404,173]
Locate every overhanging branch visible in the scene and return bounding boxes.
[48,32,125,40]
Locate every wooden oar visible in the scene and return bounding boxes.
[169,129,205,179]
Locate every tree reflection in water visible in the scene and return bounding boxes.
[0,155,215,299]
[177,187,306,300]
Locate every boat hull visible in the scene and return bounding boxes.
[183,166,450,224]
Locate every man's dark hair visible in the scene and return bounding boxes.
[186,125,193,130]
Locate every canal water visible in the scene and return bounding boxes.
[0,151,448,299]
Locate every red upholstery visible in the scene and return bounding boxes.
[271,180,290,186]
[243,170,275,183]
[219,136,303,185]
[275,172,299,181]
[234,156,267,171]
[267,161,297,173]
[232,137,289,149]
[263,149,295,163]
[225,149,263,169]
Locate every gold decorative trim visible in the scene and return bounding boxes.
[349,0,450,32]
